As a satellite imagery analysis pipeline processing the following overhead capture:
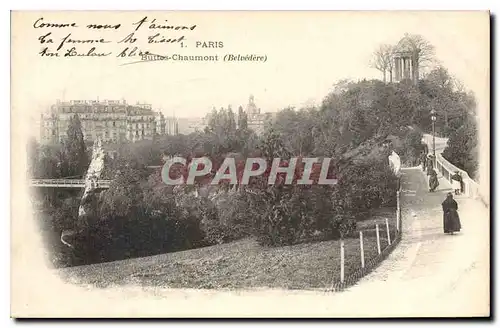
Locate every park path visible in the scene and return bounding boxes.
[318,166,490,317]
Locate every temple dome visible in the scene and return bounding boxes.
[395,34,421,55]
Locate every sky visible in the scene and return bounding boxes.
[12,11,489,123]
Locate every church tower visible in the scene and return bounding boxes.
[246,94,260,117]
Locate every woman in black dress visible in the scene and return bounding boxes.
[442,192,462,234]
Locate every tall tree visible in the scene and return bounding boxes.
[420,66,476,134]
[237,105,248,130]
[204,106,239,154]
[63,114,89,177]
[227,106,237,134]
[425,66,454,128]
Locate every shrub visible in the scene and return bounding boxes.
[251,185,337,246]
[330,214,358,239]
[390,129,424,166]
[442,121,478,179]
[402,129,424,166]
[334,158,398,213]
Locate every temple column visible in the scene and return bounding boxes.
[409,57,413,79]
[394,57,400,81]
[394,57,398,81]
[403,57,407,79]
[404,57,410,79]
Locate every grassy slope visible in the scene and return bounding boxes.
[59,210,397,290]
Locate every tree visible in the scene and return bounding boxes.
[259,127,292,161]
[98,157,148,221]
[272,107,316,156]
[36,143,66,179]
[370,44,395,83]
[442,118,478,179]
[204,106,239,154]
[418,67,476,136]
[424,66,456,129]
[348,108,369,148]
[63,114,89,177]
[227,106,237,132]
[27,137,40,178]
[237,105,248,130]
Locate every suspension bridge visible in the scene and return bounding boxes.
[29,178,111,189]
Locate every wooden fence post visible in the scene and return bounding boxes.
[359,231,365,268]
[375,224,381,255]
[340,239,345,283]
[396,191,400,233]
[386,218,391,245]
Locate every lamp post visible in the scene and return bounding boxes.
[430,109,437,166]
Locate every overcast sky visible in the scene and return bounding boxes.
[12,11,489,122]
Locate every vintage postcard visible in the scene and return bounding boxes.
[11,11,490,318]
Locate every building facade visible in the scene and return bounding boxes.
[40,99,178,144]
[240,95,275,135]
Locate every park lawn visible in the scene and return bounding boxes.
[59,217,397,291]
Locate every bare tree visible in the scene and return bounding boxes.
[370,44,394,83]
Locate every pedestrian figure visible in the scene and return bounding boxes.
[442,192,462,234]
[388,150,402,191]
[420,152,427,172]
[428,169,439,192]
[451,171,463,195]
[426,155,434,176]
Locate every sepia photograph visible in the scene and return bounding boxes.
[10,10,490,318]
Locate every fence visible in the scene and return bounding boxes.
[328,190,402,292]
